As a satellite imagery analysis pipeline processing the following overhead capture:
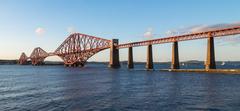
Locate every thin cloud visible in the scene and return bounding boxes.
[165,22,240,46]
[35,27,46,36]
[144,28,154,40]
[165,22,240,36]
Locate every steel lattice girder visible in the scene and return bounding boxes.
[117,26,240,49]
[19,52,28,64]
[55,33,111,65]
[30,47,49,65]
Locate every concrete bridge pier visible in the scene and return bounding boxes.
[205,33,216,70]
[73,64,77,67]
[128,47,134,69]
[171,41,180,69]
[64,64,72,67]
[79,63,84,67]
[146,44,154,70]
[109,39,120,68]
[32,61,44,66]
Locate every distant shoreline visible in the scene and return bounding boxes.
[0,59,240,65]
[0,60,18,65]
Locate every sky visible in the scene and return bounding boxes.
[0,0,240,62]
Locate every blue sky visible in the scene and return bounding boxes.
[0,0,240,62]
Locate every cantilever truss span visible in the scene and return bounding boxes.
[18,52,28,65]
[20,33,111,66]
[30,47,49,65]
[54,33,111,66]
[19,26,240,66]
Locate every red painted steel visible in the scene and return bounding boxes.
[19,26,240,66]
[54,33,111,65]
[19,52,29,65]
[20,33,110,66]
[117,26,240,49]
[30,47,49,65]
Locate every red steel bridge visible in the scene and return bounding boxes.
[19,26,240,70]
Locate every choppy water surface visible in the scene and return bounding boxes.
[0,64,240,111]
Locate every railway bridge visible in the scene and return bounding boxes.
[19,26,240,70]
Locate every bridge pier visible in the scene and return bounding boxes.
[64,62,85,67]
[32,61,44,66]
[171,41,180,69]
[75,62,84,67]
[109,39,120,68]
[65,64,72,67]
[205,33,216,70]
[79,63,84,67]
[128,47,134,69]
[146,44,153,70]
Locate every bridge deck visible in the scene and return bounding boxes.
[117,26,240,49]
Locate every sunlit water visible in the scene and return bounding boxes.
[0,64,240,111]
